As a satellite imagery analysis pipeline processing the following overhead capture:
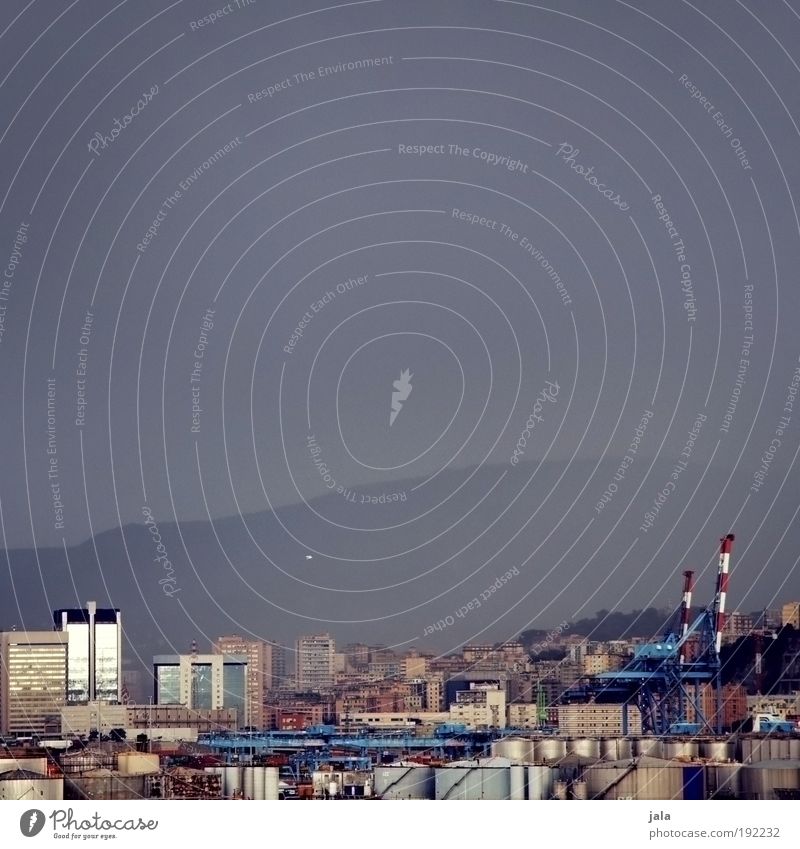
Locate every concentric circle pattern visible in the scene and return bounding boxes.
[1,0,799,673]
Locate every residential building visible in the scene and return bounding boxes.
[449,684,506,729]
[213,635,272,729]
[295,634,335,692]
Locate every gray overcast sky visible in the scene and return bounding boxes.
[1,0,799,654]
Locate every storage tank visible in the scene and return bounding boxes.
[253,766,266,801]
[509,764,526,800]
[328,780,339,798]
[600,738,633,761]
[243,766,255,800]
[569,738,600,759]
[527,765,555,800]
[535,738,567,762]
[707,763,742,798]
[768,738,791,760]
[0,769,64,801]
[742,737,770,763]
[435,760,511,800]
[571,779,588,800]
[663,740,699,761]
[584,757,701,800]
[0,758,47,776]
[552,779,568,799]
[492,737,534,763]
[634,738,662,758]
[264,767,280,801]
[700,740,733,762]
[741,761,800,799]
[117,753,159,776]
[223,765,242,798]
[374,764,435,799]
[789,739,800,760]
[60,752,112,775]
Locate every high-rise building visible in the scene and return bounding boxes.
[53,601,121,703]
[213,635,272,729]
[295,634,335,692]
[0,630,68,736]
[153,653,248,725]
[271,642,289,690]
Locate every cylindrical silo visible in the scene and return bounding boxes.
[552,779,568,799]
[700,740,733,762]
[492,737,534,763]
[569,738,600,759]
[243,767,255,800]
[264,767,280,801]
[571,779,588,800]
[509,764,526,800]
[707,764,741,798]
[374,764,435,800]
[535,738,567,763]
[663,740,699,761]
[599,738,633,761]
[253,766,266,800]
[742,762,800,799]
[224,765,242,798]
[527,765,554,800]
[635,738,663,758]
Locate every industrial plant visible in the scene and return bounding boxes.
[2,533,800,801]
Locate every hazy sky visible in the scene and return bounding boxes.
[1,0,799,655]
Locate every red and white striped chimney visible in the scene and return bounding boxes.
[713,534,735,654]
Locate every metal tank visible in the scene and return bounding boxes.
[571,779,588,800]
[509,764,526,800]
[552,779,568,799]
[663,740,699,760]
[374,764,435,800]
[535,738,567,762]
[584,757,699,800]
[634,738,663,758]
[0,771,64,801]
[741,761,800,799]
[707,764,742,798]
[117,753,159,776]
[61,752,113,775]
[243,766,255,799]
[253,766,266,801]
[790,739,800,760]
[569,738,600,759]
[435,761,511,800]
[223,765,242,798]
[492,737,534,763]
[768,738,791,760]
[264,767,280,801]
[600,738,633,761]
[700,740,733,762]
[527,765,555,800]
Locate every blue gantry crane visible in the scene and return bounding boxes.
[565,534,735,735]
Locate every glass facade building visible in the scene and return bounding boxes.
[153,653,248,726]
[54,602,122,703]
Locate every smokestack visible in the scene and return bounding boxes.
[713,534,735,654]
[679,570,694,664]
